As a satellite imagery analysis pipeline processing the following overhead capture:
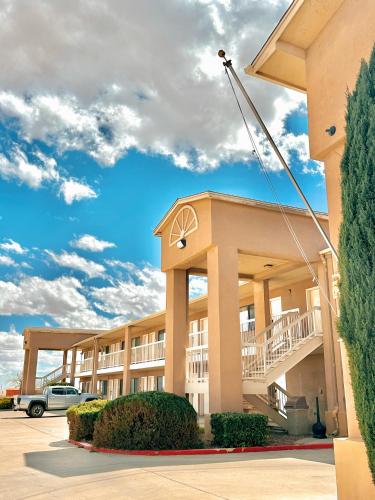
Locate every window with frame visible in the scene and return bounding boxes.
[51,388,65,395]
[101,380,108,396]
[131,337,141,348]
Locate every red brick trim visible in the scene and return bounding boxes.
[68,439,333,456]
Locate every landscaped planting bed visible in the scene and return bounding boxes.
[0,397,13,410]
[93,391,202,450]
[211,412,268,448]
[67,399,108,441]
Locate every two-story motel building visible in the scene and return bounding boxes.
[22,191,343,435]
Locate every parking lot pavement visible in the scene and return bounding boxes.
[0,410,337,499]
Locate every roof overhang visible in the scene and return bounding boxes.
[154,190,327,236]
[246,0,344,91]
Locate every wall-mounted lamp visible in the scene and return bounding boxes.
[176,238,186,249]
[325,125,336,136]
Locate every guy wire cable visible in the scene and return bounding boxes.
[224,66,337,317]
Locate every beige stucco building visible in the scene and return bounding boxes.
[23,192,344,439]
[246,0,375,497]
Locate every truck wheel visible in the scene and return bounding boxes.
[29,404,44,418]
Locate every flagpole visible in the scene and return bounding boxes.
[218,50,339,262]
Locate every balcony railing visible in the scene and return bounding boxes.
[186,329,208,383]
[189,329,208,348]
[98,350,124,370]
[131,340,165,365]
[80,357,93,373]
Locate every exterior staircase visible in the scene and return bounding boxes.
[243,383,290,430]
[242,307,323,395]
[35,364,71,392]
[241,307,323,431]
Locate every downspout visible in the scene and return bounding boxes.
[320,251,339,435]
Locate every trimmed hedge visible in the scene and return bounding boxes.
[211,412,268,447]
[0,397,13,410]
[67,399,108,441]
[93,391,201,450]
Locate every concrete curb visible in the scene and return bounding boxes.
[68,439,333,456]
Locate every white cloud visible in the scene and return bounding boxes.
[0,144,99,204]
[0,238,27,254]
[59,179,97,204]
[0,0,319,174]
[0,327,24,386]
[0,326,64,387]
[70,234,116,252]
[189,276,208,297]
[0,147,59,188]
[0,275,123,329]
[92,262,166,318]
[0,255,17,266]
[46,250,105,278]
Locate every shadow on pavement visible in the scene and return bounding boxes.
[24,445,335,478]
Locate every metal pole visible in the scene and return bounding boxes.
[218,50,339,262]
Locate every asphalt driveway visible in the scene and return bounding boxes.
[0,410,337,499]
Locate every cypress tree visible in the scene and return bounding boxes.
[339,44,375,482]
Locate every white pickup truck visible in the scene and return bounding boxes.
[13,385,99,417]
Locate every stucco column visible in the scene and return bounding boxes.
[70,348,77,386]
[207,245,243,413]
[24,347,38,394]
[165,268,188,396]
[253,279,271,334]
[62,349,68,381]
[123,326,132,395]
[21,349,30,395]
[318,252,347,435]
[91,339,99,393]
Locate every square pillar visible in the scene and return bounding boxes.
[62,350,68,381]
[165,268,188,396]
[253,279,271,334]
[207,245,243,413]
[70,348,77,386]
[21,349,30,395]
[318,253,347,435]
[123,326,132,395]
[91,339,99,394]
[23,348,38,394]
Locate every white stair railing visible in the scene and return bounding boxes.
[266,382,293,418]
[242,307,322,380]
[35,364,71,389]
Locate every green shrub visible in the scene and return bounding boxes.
[67,399,108,441]
[211,412,268,447]
[47,382,73,387]
[339,44,375,482]
[0,397,13,410]
[93,391,201,450]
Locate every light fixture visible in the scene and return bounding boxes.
[176,238,186,249]
[325,125,336,136]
